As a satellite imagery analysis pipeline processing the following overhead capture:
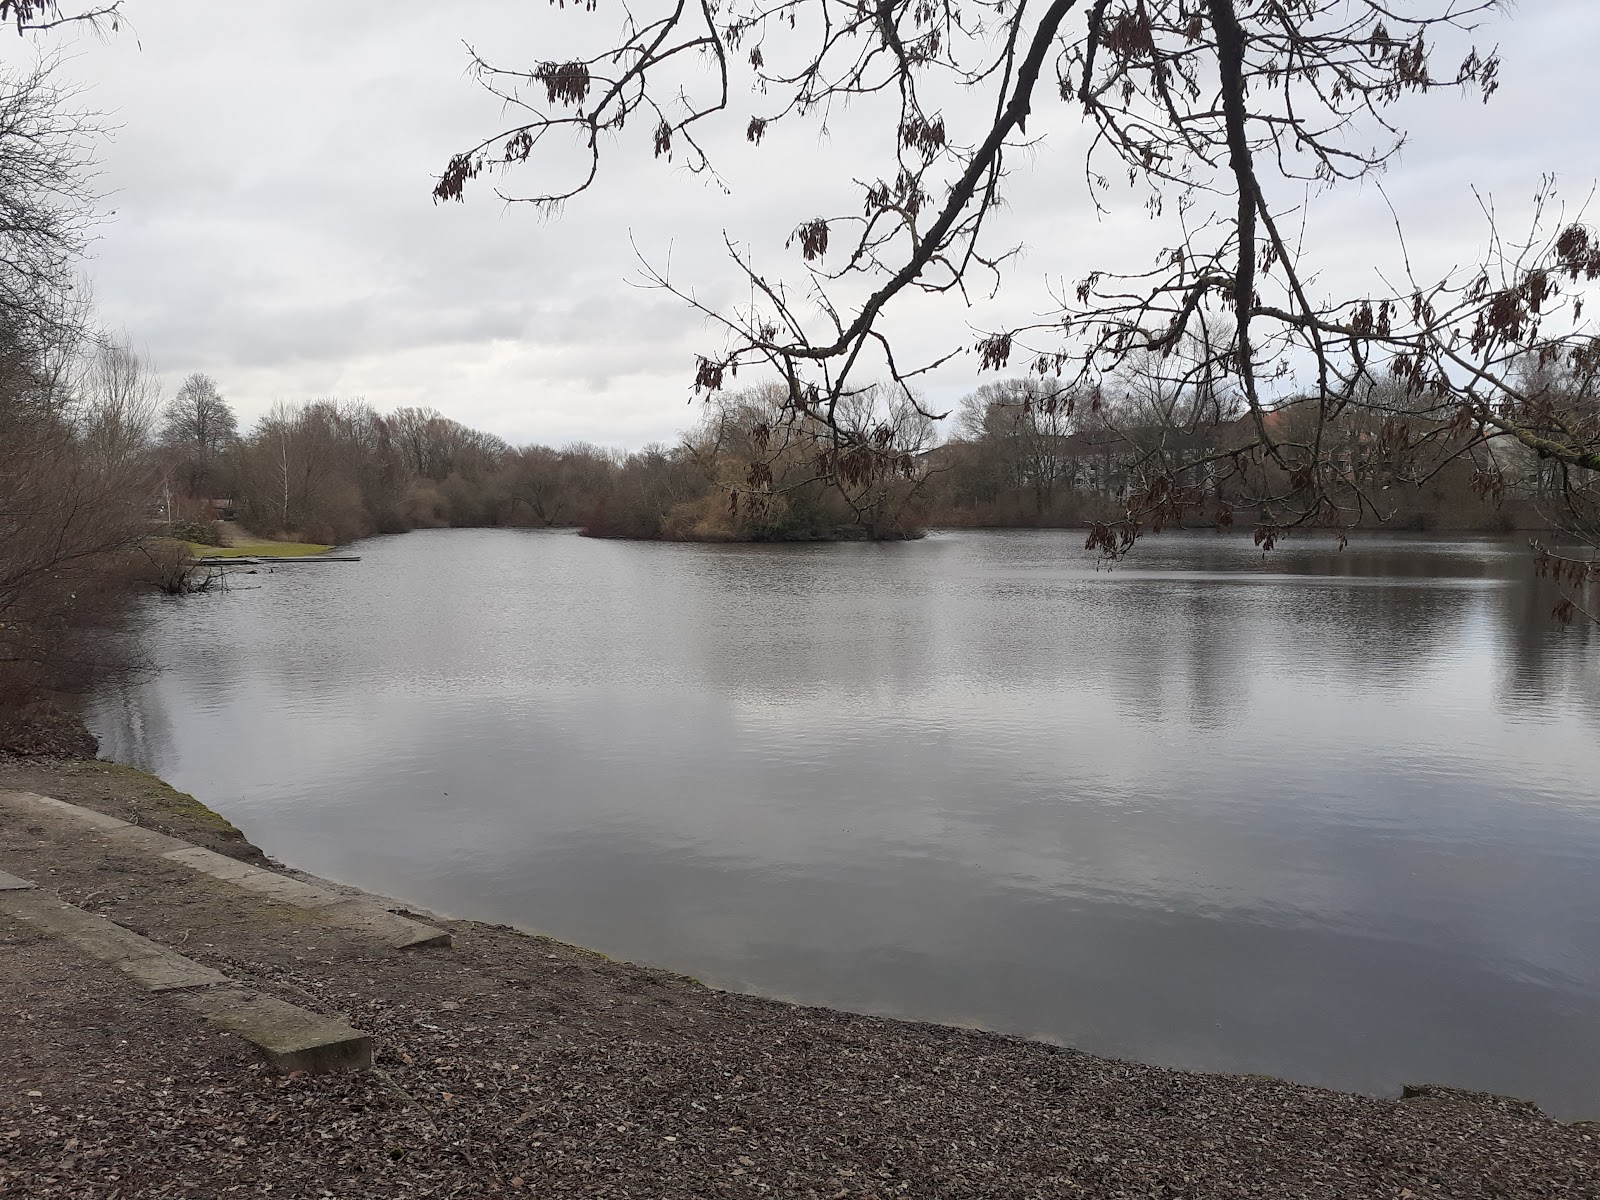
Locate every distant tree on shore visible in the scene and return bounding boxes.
[158,373,237,498]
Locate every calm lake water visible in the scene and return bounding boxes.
[88,529,1600,1116]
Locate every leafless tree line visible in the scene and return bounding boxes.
[210,352,1587,551]
[928,346,1581,540]
[206,383,931,545]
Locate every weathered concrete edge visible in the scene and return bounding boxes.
[0,788,131,831]
[0,873,372,1074]
[0,886,231,991]
[0,788,451,950]
[182,989,373,1074]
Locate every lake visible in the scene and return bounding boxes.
[87,528,1600,1117]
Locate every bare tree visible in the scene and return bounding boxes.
[0,3,169,752]
[0,318,154,744]
[0,47,153,742]
[389,405,510,482]
[435,0,1600,611]
[502,444,574,526]
[159,372,237,497]
[0,57,103,362]
[79,334,159,464]
[957,378,1083,518]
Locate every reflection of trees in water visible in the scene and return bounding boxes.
[687,541,943,700]
[86,591,254,770]
[181,630,256,705]
[1105,579,1468,721]
[1079,537,1565,734]
[1493,572,1600,724]
[85,670,175,772]
[96,529,1598,779]
[1261,544,1501,581]
[677,532,1532,730]
[1176,588,1234,727]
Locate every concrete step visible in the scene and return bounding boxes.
[103,824,190,854]
[182,989,372,1074]
[0,789,450,950]
[0,888,231,991]
[157,843,450,950]
[0,870,372,1074]
[1,788,131,832]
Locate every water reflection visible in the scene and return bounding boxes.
[88,529,1600,1116]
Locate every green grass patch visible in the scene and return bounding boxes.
[189,541,333,558]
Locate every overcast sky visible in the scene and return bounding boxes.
[34,0,1600,449]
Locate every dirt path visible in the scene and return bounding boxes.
[1,757,1596,1198]
[218,520,264,548]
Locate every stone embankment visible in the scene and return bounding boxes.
[1,757,1596,1198]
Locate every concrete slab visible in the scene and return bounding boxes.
[0,790,130,831]
[223,868,351,909]
[118,952,233,993]
[103,824,189,854]
[6,788,450,951]
[0,887,375,1074]
[0,869,36,890]
[318,899,453,950]
[159,848,354,907]
[159,844,260,881]
[183,989,373,1073]
[160,844,451,948]
[0,890,229,992]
